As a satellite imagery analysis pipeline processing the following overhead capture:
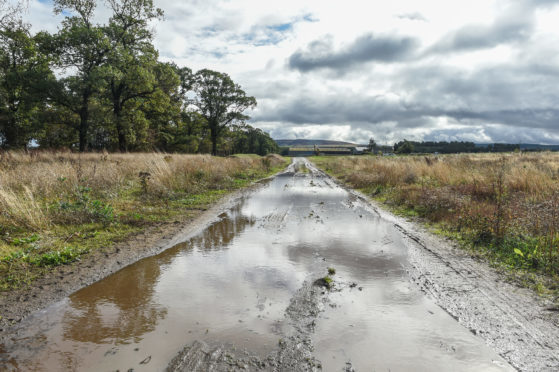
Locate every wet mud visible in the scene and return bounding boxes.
[1,158,554,371]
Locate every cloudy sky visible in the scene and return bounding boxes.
[23,0,559,144]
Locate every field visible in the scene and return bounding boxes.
[313,153,559,294]
[0,151,287,291]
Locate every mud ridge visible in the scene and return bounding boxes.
[167,277,330,372]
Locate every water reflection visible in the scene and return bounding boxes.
[187,203,255,253]
[64,261,167,344]
[63,201,255,346]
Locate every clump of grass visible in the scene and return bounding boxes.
[315,268,336,289]
[313,153,559,292]
[31,246,90,267]
[314,275,333,289]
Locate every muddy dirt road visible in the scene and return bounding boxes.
[1,158,557,371]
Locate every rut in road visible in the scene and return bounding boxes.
[1,158,514,371]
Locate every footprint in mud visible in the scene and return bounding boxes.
[104,347,118,357]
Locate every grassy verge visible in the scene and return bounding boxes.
[312,153,559,298]
[0,152,287,291]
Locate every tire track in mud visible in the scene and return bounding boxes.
[166,276,332,371]
[402,228,559,371]
[166,162,346,372]
[317,161,559,372]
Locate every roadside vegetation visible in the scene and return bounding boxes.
[313,153,559,296]
[0,151,287,290]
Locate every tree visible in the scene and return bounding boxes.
[225,123,278,155]
[48,0,112,151]
[141,61,181,151]
[103,0,163,151]
[190,69,256,155]
[0,0,23,29]
[394,139,414,154]
[367,137,377,153]
[0,20,52,148]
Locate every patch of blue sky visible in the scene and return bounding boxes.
[240,22,294,47]
[198,26,219,37]
[241,32,285,47]
[267,22,293,32]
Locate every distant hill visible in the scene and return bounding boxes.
[275,139,359,147]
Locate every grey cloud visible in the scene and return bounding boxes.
[395,64,559,116]
[429,14,533,53]
[256,92,559,131]
[524,0,559,6]
[288,33,418,72]
[253,59,559,144]
[425,0,559,54]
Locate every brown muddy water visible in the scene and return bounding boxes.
[1,158,513,371]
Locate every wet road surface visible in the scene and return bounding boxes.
[1,158,513,371]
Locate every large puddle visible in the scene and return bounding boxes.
[1,159,513,371]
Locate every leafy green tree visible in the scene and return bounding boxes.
[190,69,256,155]
[103,0,163,151]
[0,20,52,148]
[48,0,112,151]
[141,62,181,150]
[226,124,278,155]
[394,139,414,154]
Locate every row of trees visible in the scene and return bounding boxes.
[392,140,520,154]
[0,0,276,155]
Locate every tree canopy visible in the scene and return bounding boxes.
[0,0,273,155]
[189,69,257,155]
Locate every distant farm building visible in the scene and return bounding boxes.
[288,145,356,156]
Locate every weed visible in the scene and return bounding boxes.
[10,234,40,246]
[138,171,151,194]
[32,246,89,266]
[54,186,115,225]
[314,276,333,289]
[328,267,336,275]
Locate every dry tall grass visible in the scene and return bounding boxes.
[314,153,559,277]
[0,151,286,290]
[0,151,284,234]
